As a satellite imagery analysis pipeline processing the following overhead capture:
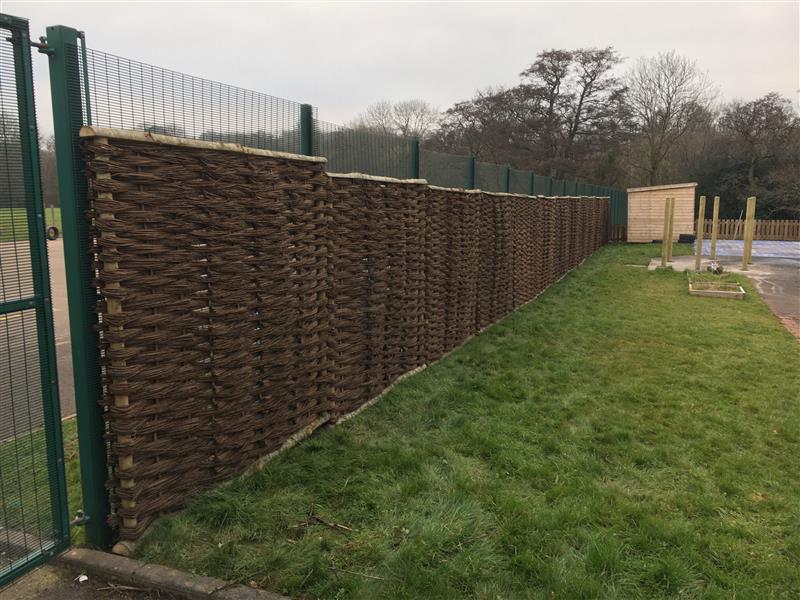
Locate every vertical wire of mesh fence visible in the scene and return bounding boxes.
[419,148,471,188]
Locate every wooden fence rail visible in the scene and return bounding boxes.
[700,219,800,241]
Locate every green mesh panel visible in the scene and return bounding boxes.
[475,161,506,192]
[314,121,413,179]
[420,148,471,188]
[509,168,531,195]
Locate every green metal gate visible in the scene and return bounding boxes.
[0,13,69,586]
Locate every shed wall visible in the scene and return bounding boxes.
[627,186,696,243]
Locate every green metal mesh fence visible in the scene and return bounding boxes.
[508,168,530,195]
[64,42,627,205]
[420,148,470,188]
[565,180,578,196]
[475,161,506,192]
[532,174,551,195]
[314,120,413,179]
[0,15,68,585]
[71,45,306,153]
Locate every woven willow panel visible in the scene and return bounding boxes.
[83,135,608,540]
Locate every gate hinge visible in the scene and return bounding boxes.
[70,510,90,527]
[35,36,53,55]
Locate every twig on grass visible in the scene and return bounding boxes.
[329,566,385,581]
[310,512,357,533]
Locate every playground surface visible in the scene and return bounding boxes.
[699,239,800,259]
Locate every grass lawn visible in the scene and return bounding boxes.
[0,416,81,561]
[108,243,798,598]
[0,207,61,242]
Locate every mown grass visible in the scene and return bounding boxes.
[0,417,80,545]
[0,207,61,242]
[128,243,798,599]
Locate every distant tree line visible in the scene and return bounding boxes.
[353,48,799,219]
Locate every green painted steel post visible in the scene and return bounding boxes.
[299,103,314,156]
[467,154,476,189]
[504,165,511,193]
[410,138,420,179]
[528,172,535,196]
[45,24,113,550]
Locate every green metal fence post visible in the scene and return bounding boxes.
[528,172,535,196]
[467,154,476,189]
[504,165,511,193]
[299,103,314,156]
[45,24,113,550]
[410,138,420,179]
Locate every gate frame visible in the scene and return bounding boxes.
[0,12,70,587]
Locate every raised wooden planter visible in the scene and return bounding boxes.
[688,281,746,299]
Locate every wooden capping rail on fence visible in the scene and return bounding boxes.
[79,126,609,542]
[701,218,800,241]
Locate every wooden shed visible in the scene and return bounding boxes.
[626,182,697,243]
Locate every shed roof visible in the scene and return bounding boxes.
[627,182,698,193]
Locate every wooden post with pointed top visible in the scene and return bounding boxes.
[710,195,720,259]
[667,198,675,263]
[695,195,706,271]
[661,197,670,267]
[742,196,756,268]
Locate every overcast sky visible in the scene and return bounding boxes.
[6,1,799,135]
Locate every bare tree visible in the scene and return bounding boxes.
[432,47,630,182]
[718,92,798,188]
[351,99,440,139]
[627,51,715,185]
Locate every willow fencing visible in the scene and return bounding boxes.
[81,127,608,540]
